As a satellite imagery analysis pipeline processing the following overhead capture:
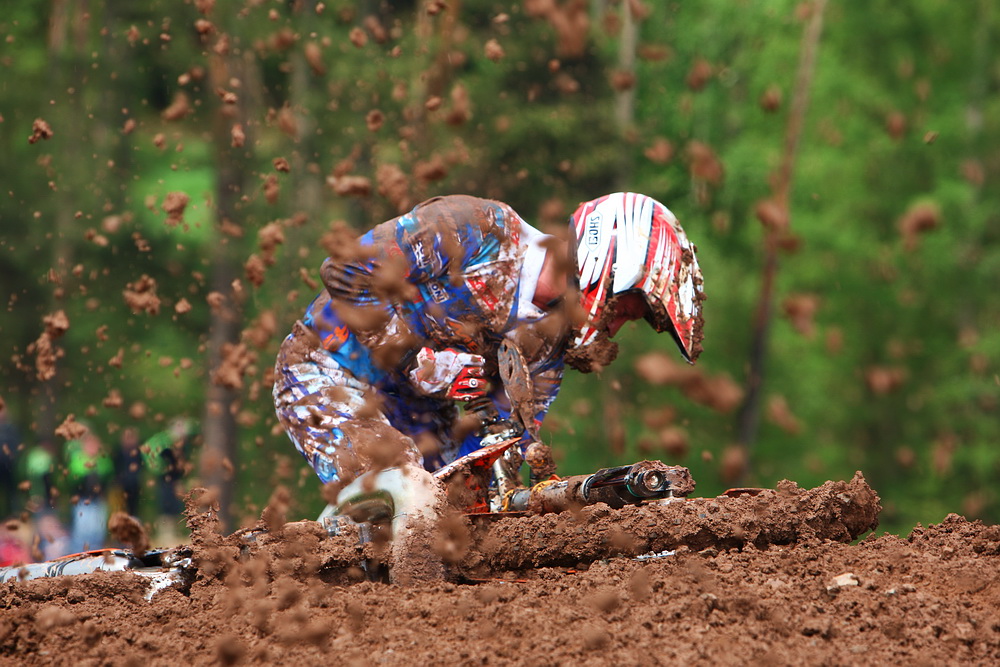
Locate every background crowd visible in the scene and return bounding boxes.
[0,408,197,567]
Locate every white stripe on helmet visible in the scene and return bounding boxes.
[576,201,614,289]
[612,193,653,294]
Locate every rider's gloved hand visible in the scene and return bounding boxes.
[408,347,487,401]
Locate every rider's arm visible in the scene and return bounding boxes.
[319,196,512,369]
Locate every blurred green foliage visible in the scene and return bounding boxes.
[0,0,997,536]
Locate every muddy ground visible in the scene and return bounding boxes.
[3,473,1000,666]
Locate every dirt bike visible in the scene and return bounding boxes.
[0,341,697,589]
[318,340,697,583]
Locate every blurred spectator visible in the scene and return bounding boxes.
[65,426,113,553]
[22,436,71,560]
[23,436,59,513]
[0,404,24,519]
[143,418,196,546]
[34,514,70,561]
[0,521,30,567]
[114,427,143,518]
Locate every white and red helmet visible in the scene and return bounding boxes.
[571,192,704,362]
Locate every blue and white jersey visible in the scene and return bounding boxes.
[294,195,567,460]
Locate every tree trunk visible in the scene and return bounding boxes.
[735,0,828,479]
[34,0,86,439]
[270,0,326,328]
[200,43,259,530]
[613,0,638,190]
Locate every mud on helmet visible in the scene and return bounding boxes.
[570,192,705,363]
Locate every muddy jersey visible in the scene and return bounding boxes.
[290,195,567,463]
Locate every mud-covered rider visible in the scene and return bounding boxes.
[272,193,705,494]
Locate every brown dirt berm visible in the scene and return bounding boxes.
[2,475,1000,665]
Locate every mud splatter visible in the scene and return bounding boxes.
[28,118,54,144]
[107,512,150,557]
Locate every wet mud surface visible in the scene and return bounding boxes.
[3,475,1000,665]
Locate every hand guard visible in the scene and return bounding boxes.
[408,347,487,401]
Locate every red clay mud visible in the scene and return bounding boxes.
[2,477,1000,665]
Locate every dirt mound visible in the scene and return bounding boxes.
[460,472,880,575]
[2,477,1000,665]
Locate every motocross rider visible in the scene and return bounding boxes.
[272,193,705,493]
